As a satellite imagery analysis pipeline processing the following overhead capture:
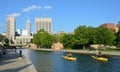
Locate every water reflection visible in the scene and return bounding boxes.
[17,49,120,72]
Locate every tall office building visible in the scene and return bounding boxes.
[6,16,16,43]
[35,18,52,33]
[26,19,31,36]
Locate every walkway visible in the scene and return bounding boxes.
[0,49,37,72]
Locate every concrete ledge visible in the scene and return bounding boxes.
[33,48,120,57]
[25,57,37,72]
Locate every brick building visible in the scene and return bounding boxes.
[101,23,119,33]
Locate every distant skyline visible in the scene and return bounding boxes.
[0,0,120,34]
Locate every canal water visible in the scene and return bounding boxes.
[17,49,120,72]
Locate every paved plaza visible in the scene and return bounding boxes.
[0,49,37,72]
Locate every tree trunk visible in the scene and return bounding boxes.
[83,44,85,50]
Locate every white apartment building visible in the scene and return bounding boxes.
[35,18,52,33]
[6,17,16,43]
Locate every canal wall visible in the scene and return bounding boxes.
[0,45,3,56]
[25,57,37,72]
[33,48,120,57]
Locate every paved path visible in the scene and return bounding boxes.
[0,49,37,72]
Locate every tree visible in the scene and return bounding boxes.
[94,27,116,45]
[0,34,9,44]
[33,29,54,48]
[3,38,9,44]
[0,34,3,42]
[61,33,75,49]
[115,30,120,47]
[53,32,66,42]
[74,25,90,49]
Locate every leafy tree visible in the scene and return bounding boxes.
[53,32,66,42]
[115,30,120,47]
[61,33,75,49]
[0,34,9,44]
[74,25,90,49]
[94,27,116,45]
[3,38,9,44]
[33,29,54,48]
[0,34,3,42]
[72,25,115,49]
[86,27,96,45]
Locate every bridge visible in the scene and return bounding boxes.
[10,44,30,46]
[1,43,36,50]
[9,44,31,48]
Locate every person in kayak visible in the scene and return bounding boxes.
[96,50,102,57]
[66,52,72,57]
[61,50,67,56]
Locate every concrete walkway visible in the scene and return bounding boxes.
[0,49,37,72]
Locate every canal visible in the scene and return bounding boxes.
[17,49,120,72]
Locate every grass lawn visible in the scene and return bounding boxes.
[101,48,120,52]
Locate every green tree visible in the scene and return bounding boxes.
[3,38,9,44]
[74,25,90,49]
[0,34,3,42]
[53,32,66,42]
[61,33,75,49]
[94,27,116,45]
[33,29,54,48]
[86,27,96,45]
[0,34,9,44]
[115,30,120,47]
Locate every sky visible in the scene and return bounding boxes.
[0,0,120,34]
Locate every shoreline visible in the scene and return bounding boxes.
[33,48,120,57]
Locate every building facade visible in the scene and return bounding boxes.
[101,23,119,33]
[26,19,31,36]
[15,36,33,44]
[35,18,52,33]
[6,17,16,43]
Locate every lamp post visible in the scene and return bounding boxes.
[19,46,22,59]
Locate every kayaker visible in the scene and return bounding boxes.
[96,50,102,57]
[63,52,67,56]
[66,52,72,57]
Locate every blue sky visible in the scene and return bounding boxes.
[0,0,120,34]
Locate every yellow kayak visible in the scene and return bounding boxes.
[91,56,108,62]
[62,56,76,61]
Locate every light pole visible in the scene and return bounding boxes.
[19,46,22,59]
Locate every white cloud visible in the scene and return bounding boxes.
[44,6,53,10]
[6,13,21,17]
[23,5,42,12]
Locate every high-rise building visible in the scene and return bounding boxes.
[35,18,52,33]
[26,19,31,36]
[6,16,16,43]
